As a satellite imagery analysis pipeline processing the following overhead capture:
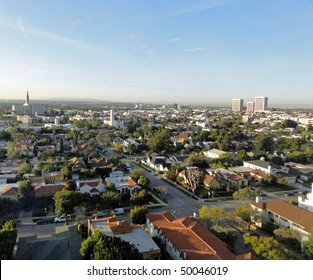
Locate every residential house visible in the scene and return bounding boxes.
[146,153,170,173]
[168,154,189,164]
[68,157,87,172]
[123,138,140,148]
[146,211,255,260]
[243,160,289,176]
[77,179,105,197]
[34,184,64,198]
[204,149,227,159]
[88,157,106,169]
[203,174,221,191]
[0,186,18,201]
[206,168,248,189]
[251,199,313,244]
[298,185,313,213]
[87,217,161,260]
[105,174,141,196]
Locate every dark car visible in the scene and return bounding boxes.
[36,217,54,225]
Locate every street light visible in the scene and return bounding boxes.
[44,208,47,218]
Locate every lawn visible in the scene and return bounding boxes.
[260,184,294,193]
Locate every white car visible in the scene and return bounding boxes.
[54,214,72,223]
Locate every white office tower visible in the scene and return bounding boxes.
[246,101,255,113]
[55,117,59,126]
[110,109,115,126]
[254,96,268,112]
[232,99,243,112]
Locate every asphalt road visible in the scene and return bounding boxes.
[126,159,243,217]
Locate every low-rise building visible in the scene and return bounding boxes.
[77,179,105,196]
[243,160,289,175]
[298,185,313,213]
[251,199,313,244]
[105,175,141,196]
[146,211,255,260]
[204,149,227,159]
[88,217,161,260]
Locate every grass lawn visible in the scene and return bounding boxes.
[260,184,294,193]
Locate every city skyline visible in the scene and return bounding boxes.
[1,1,313,107]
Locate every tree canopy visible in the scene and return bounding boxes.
[80,229,143,260]
[243,234,290,260]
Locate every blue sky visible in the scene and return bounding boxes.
[0,0,313,106]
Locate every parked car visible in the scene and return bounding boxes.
[111,208,124,215]
[54,214,72,223]
[36,217,54,225]
[94,211,105,218]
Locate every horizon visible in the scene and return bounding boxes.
[1,1,313,105]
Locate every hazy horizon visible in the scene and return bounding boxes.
[1,0,313,106]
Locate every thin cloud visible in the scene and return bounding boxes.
[70,19,83,27]
[168,37,182,43]
[183,47,209,52]
[183,41,262,52]
[156,0,238,20]
[0,19,105,54]
[18,18,29,39]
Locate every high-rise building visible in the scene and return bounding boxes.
[246,101,254,113]
[110,109,115,126]
[232,99,243,112]
[254,96,268,112]
[12,91,45,116]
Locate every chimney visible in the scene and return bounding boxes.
[262,202,267,210]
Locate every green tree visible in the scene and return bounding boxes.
[147,129,172,153]
[243,234,289,260]
[233,204,261,231]
[102,191,121,209]
[130,189,151,206]
[198,205,231,228]
[80,229,143,260]
[61,165,72,179]
[254,133,275,157]
[138,176,150,189]
[105,181,116,192]
[6,142,19,159]
[304,228,313,259]
[232,187,258,204]
[130,206,148,224]
[0,198,19,219]
[130,169,144,180]
[54,190,84,216]
[18,180,34,210]
[64,179,76,191]
[0,221,17,260]
[17,163,32,179]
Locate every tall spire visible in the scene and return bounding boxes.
[26,91,29,105]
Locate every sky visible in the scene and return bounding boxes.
[0,0,313,107]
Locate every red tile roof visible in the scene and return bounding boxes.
[127,178,137,188]
[146,211,236,260]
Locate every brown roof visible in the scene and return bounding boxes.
[127,178,137,188]
[146,211,236,260]
[109,220,133,235]
[203,175,219,186]
[34,184,64,195]
[253,200,313,233]
[1,186,18,196]
[79,180,103,188]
